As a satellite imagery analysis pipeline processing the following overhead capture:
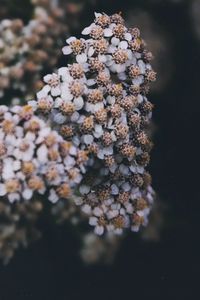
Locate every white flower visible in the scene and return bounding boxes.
[62,36,76,54]
[43,73,61,97]
[13,140,35,162]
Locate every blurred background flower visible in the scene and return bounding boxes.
[0,0,89,104]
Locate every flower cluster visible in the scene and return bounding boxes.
[0,105,87,204]
[30,12,156,235]
[0,0,84,103]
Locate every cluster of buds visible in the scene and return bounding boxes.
[0,0,84,103]
[30,12,156,235]
[0,105,87,204]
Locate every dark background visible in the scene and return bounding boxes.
[0,0,200,299]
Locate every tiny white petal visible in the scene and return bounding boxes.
[118,72,127,80]
[89,216,98,226]
[8,193,20,203]
[53,113,67,124]
[28,100,37,110]
[76,53,87,63]
[71,111,80,122]
[48,189,59,203]
[83,134,94,145]
[66,36,76,43]
[94,225,104,235]
[61,86,73,101]
[122,182,131,191]
[58,67,68,76]
[94,124,103,133]
[137,94,143,104]
[74,197,83,206]
[125,33,132,41]
[115,228,123,235]
[97,149,104,159]
[94,12,102,18]
[54,97,63,108]
[82,204,91,214]
[87,79,96,86]
[111,37,120,46]
[13,160,21,171]
[131,225,140,232]
[79,185,90,195]
[104,28,113,37]
[88,46,95,57]
[43,74,52,83]
[51,86,61,97]
[37,87,49,99]
[137,210,145,217]
[22,189,33,200]
[111,184,119,195]
[82,26,92,35]
[0,184,6,196]
[107,210,119,219]
[119,41,128,49]
[98,55,107,63]
[37,144,48,163]
[138,60,146,74]
[74,97,84,110]
[93,207,103,217]
[62,46,72,55]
